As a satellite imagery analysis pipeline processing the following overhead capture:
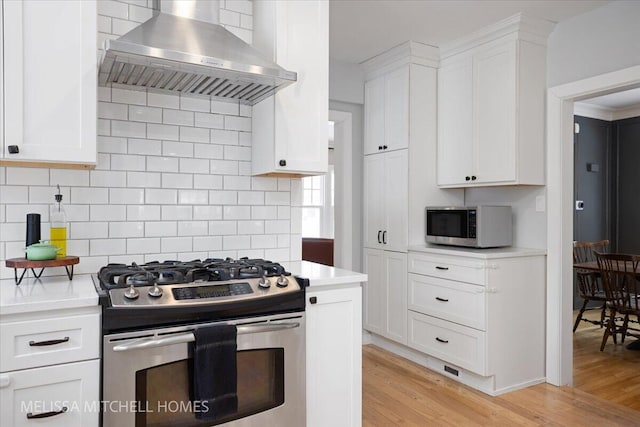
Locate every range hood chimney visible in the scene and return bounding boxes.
[98,0,296,105]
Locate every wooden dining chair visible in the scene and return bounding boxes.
[595,252,640,351]
[573,240,610,332]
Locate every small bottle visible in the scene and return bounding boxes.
[50,185,67,258]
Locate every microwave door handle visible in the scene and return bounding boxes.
[112,322,301,352]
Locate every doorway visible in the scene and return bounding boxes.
[546,65,640,387]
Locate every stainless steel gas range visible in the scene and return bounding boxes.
[92,258,307,427]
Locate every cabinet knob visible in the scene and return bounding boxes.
[465,176,471,181]
[383,145,388,150]
[471,176,477,181]
[7,145,19,154]
[279,159,287,167]
[309,296,317,304]
[378,146,383,150]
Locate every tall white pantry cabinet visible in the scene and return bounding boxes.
[362,42,463,346]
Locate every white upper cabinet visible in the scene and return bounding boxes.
[364,65,409,155]
[1,0,96,166]
[437,15,553,188]
[252,0,328,176]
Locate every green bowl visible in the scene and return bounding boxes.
[25,241,61,261]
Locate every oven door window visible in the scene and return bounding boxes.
[427,210,468,238]
[135,348,285,427]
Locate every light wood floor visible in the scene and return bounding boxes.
[363,313,640,426]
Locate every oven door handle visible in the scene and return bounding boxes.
[112,322,301,352]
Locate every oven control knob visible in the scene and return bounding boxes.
[148,284,163,298]
[124,284,139,300]
[276,274,289,288]
[258,274,270,289]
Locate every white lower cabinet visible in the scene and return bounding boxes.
[0,307,100,426]
[404,249,546,395]
[363,249,407,345]
[0,359,100,426]
[306,285,362,427]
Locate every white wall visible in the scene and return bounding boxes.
[547,0,640,88]
[329,59,365,105]
[0,0,302,280]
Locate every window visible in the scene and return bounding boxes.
[302,166,334,238]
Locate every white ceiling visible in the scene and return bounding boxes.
[329,0,610,64]
[580,88,640,110]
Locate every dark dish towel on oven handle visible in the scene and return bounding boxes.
[192,324,239,420]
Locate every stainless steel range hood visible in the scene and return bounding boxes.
[98,11,296,105]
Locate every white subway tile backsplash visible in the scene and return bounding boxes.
[251,206,278,220]
[147,123,179,141]
[162,206,192,221]
[6,204,48,222]
[265,248,289,263]
[290,235,302,261]
[162,173,193,189]
[224,0,252,15]
[144,253,174,263]
[112,120,146,138]
[278,234,289,248]
[0,186,28,204]
[128,4,154,22]
[127,172,161,188]
[224,116,251,132]
[147,156,179,173]
[67,239,90,257]
[29,186,69,204]
[110,188,144,204]
[291,179,303,206]
[278,206,291,220]
[238,220,264,235]
[251,177,278,192]
[210,129,239,145]
[179,158,209,174]
[110,154,146,171]
[91,205,126,221]
[96,153,112,170]
[145,221,177,237]
[98,15,112,33]
[193,236,222,252]
[129,105,162,123]
[0,223,25,242]
[265,220,290,234]
[148,92,180,109]
[180,96,210,112]
[163,109,194,126]
[65,205,90,222]
[98,0,129,19]
[51,169,90,187]
[223,176,251,191]
[112,88,146,105]
[195,144,224,160]
[178,221,208,236]
[223,235,250,250]
[224,146,251,161]
[99,102,127,120]
[127,205,161,221]
[265,192,290,206]
[128,138,162,156]
[180,127,210,144]
[195,112,224,129]
[98,119,111,136]
[98,87,112,102]
[239,132,251,146]
[112,17,139,35]
[239,104,252,118]
[237,191,264,205]
[162,141,194,158]
[72,188,109,204]
[220,9,240,27]
[110,254,145,265]
[91,170,127,188]
[127,238,161,254]
[161,237,192,252]
[223,205,250,220]
[6,168,49,186]
[194,175,223,190]
[277,179,291,192]
[240,14,253,30]
[178,190,209,205]
[209,221,237,235]
[73,256,110,275]
[146,189,178,205]
[97,136,128,154]
[251,234,278,249]
[210,100,239,116]
[209,190,237,205]
[225,26,252,45]
[109,222,144,238]
[193,205,223,220]
[72,222,108,239]
[238,161,252,176]
[91,238,126,256]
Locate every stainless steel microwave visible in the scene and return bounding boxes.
[425,206,512,248]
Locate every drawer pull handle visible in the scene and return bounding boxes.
[27,407,68,419]
[435,266,449,271]
[435,297,449,302]
[435,337,449,344]
[29,337,70,347]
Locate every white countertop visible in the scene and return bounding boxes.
[0,274,99,316]
[408,244,547,259]
[289,261,367,288]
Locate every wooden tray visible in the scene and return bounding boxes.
[5,256,79,285]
